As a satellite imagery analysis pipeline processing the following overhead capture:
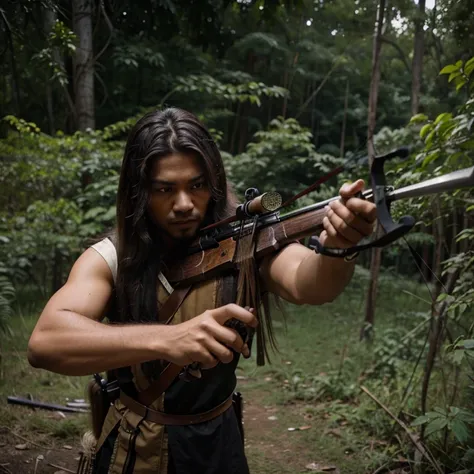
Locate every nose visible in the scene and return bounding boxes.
[173,190,194,214]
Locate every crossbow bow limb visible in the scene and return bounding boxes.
[164,148,474,286]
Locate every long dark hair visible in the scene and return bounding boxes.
[114,108,237,329]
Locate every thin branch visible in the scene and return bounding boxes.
[380,36,411,74]
[93,0,114,65]
[360,386,444,474]
[0,464,12,474]
[47,464,75,474]
[0,426,58,451]
[94,71,109,108]
[295,57,343,119]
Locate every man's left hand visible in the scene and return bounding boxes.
[320,179,377,249]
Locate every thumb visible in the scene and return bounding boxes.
[339,179,365,198]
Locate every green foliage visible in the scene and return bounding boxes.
[393,57,474,471]
[0,262,15,331]
[0,117,123,295]
[170,74,288,107]
[112,38,165,70]
[32,21,77,87]
[412,406,474,444]
[226,116,343,201]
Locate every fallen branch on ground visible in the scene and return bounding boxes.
[360,385,443,474]
[47,463,75,473]
[0,425,58,451]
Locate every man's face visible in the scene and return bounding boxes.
[148,152,212,242]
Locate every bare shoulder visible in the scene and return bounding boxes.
[41,247,115,323]
[69,246,115,284]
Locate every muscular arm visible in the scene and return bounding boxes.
[27,248,169,375]
[28,248,256,376]
[260,180,376,306]
[260,243,355,305]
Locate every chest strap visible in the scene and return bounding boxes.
[130,284,193,407]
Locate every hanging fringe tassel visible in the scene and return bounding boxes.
[76,431,97,474]
[234,216,278,366]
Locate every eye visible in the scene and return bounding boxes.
[192,181,206,190]
[153,186,172,193]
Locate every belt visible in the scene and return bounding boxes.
[120,391,233,425]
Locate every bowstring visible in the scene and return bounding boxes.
[396,236,449,415]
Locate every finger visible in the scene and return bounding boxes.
[346,198,377,223]
[212,304,258,328]
[319,230,328,245]
[204,338,235,364]
[339,179,365,199]
[327,209,364,243]
[189,348,218,369]
[323,216,338,238]
[323,216,354,248]
[329,200,374,236]
[207,323,248,356]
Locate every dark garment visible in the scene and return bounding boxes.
[167,407,249,474]
[93,353,249,474]
[165,353,249,474]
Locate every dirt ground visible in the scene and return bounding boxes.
[0,398,318,474]
[0,427,82,474]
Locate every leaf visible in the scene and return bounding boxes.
[436,293,448,302]
[465,57,474,77]
[463,339,474,349]
[434,112,452,125]
[410,113,428,123]
[451,350,465,365]
[439,64,459,75]
[461,448,474,465]
[448,71,462,83]
[411,415,430,426]
[425,417,448,437]
[420,123,432,139]
[451,419,469,444]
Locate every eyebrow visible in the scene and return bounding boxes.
[151,173,205,186]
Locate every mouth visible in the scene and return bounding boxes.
[170,219,197,226]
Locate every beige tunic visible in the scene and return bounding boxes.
[91,238,219,474]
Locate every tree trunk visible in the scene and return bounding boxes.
[43,8,57,134]
[2,14,21,115]
[450,208,458,256]
[362,0,386,341]
[340,79,349,157]
[281,67,289,118]
[230,102,242,153]
[411,0,426,116]
[72,0,95,131]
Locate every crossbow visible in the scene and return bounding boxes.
[164,148,474,286]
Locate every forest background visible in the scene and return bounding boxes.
[0,0,473,473]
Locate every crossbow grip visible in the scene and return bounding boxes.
[311,214,415,258]
[313,146,415,258]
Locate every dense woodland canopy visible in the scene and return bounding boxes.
[1,0,474,471]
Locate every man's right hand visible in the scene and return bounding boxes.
[161,304,258,369]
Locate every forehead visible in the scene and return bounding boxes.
[150,153,204,181]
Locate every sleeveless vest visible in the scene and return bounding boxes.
[90,238,231,474]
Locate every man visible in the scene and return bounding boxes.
[28,108,376,474]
